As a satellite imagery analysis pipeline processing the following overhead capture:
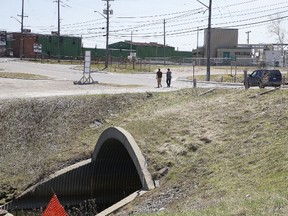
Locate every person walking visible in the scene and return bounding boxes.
[166,68,172,87]
[156,68,163,88]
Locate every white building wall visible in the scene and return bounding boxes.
[264,50,282,66]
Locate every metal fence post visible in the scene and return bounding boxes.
[193,61,197,88]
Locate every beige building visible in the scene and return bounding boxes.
[204,28,238,58]
[217,48,252,65]
[198,28,253,65]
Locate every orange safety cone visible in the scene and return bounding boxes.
[42,193,67,216]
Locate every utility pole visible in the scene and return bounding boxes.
[20,0,24,60]
[196,0,212,81]
[57,0,61,62]
[197,27,199,64]
[206,0,212,81]
[246,31,251,44]
[164,19,166,65]
[102,0,114,69]
[17,0,27,60]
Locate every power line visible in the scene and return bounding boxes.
[58,1,288,36]
[19,0,288,50]
[27,0,287,36]
[87,13,288,39]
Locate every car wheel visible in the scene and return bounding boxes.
[259,82,265,88]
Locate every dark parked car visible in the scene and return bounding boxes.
[246,69,282,88]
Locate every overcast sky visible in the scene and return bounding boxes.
[1,0,288,51]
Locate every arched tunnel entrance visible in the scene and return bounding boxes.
[3,127,154,214]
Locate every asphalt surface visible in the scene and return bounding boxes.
[0,58,244,99]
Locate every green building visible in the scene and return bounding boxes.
[38,34,82,59]
[83,41,191,63]
[108,41,175,59]
[6,32,82,59]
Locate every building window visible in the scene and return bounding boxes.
[235,52,250,56]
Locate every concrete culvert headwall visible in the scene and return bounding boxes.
[92,127,154,191]
[3,127,154,213]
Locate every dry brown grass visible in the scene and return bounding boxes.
[1,88,288,215]
[0,72,49,80]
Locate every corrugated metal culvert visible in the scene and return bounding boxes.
[2,127,154,214]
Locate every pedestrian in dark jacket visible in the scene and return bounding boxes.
[166,68,172,87]
[156,68,163,88]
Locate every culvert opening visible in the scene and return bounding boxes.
[2,127,154,215]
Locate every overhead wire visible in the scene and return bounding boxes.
[78,2,288,40]
[82,3,286,30]
[25,0,287,48]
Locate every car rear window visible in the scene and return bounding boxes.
[269,70,282,78]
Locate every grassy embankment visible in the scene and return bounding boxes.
[0,87,288,215]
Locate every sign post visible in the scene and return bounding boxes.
[74,51,98,85]
[33,43,42,61]
[33,43,42,53]
[230,55,237,82]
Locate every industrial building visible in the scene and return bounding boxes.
[0,31,7,57]
[198,28,252,65]
[5,31,82,59]
[82,41,193,64]
[189,28,287,66]
[108,41,175,58]
[1,27,286,66]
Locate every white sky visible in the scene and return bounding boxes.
[1,0,288,51]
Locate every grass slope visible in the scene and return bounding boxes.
[0,88,288,215]
[0,72,49,80]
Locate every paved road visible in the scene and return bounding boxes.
[0,58,243,99]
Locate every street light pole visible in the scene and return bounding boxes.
[197,0,212,81]
[105,0,109,68]
[130,30,137,69]
[101,0,114,69]
[10,16,23,59]
[12,0,27,60]
[94,9,110,68]
[130,30,138,55]
[130,31,133,54]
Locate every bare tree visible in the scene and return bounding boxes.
[267,15,287,54]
